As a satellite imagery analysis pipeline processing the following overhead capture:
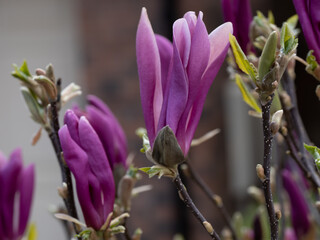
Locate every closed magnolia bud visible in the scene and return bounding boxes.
[152,126,185,168]
[118,175,136,211]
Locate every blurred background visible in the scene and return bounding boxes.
[0,0,319,239]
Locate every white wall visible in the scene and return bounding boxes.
[0,1,80,239]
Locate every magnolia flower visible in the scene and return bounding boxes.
[59,110,115,230]
[292,0,320,62]
[0,149,35,240]
[136,8,232,156]
[221,0,252,52]
[73,95,128,170]
[282,169,310,238]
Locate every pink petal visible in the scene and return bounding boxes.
[136,7,163,145]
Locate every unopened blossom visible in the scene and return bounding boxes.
[73,95,128,170]
[282,169,311,238]
[0,149,35,240]
[221,0,252,52]
[292,0,320,62]
[59,110,115,230]
[136,8,232,156]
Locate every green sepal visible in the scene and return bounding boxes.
[258,31,277,82]
[76,229,92,240]
[268,11,275,24]
[139,165,177,179]
[234,74,261,113]
[27,223,37,240]
[304,143,320,169]
[280,23,298,55]
[12,61,32,84]
[109,225,126,234]
[21,87,46,125]
[229,34,258,84]
[33,75,57,100]
[286,14,299,31]
[306,50,318,72]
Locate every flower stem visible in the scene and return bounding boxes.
[261,95,279,240]
[173,173,221,240]
[48,97,80,234]
[181,162,238,240]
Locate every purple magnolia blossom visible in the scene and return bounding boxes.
[0,149,35,240]
[73,95,128,170]
[282,169,310,238]
[221,0,252,52]
[292,0,320,62]
[59,110,115,230]
[136,8,232,155]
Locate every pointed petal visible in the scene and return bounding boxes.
[183,11,197,35]
[155,35,173,94]
[63,110,80,145]
[87,96,128,168]
[86,106,117,169]
[136,8,163,145]
[184,22,232,152]
[18,164,35,236]
[59,125,101,229]
[172,18,191,68]
[175,13,210,153]
[78,117,115,220]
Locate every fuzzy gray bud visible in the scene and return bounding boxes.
[152,126,185,168]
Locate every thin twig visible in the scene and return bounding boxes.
[181,162,238,240]
[173,173,221,240]
[48,99,80,235]
[261,96,279,240]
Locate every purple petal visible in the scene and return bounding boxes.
[86,96,128,168]
[175,12,210,153]
[0,149,23,238]
[161,34,189,145]
[155,35,173,95]
[59,125,101,229]
[184,22,232,152]
[136,7,163,146]
[221,0,235,24]
[282,169,310,238]
[293,0,320,61]
[78,117,115,221]
[18,164,35,236]
[64,110,80,145]
[235,0,252,51]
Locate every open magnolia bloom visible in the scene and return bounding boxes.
[59,110,115,231]
[136,8,232,163]
[0,149,35,240]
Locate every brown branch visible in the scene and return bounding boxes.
[173,173,221,240]
[261,96,279,240]
[181,162,238,240]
